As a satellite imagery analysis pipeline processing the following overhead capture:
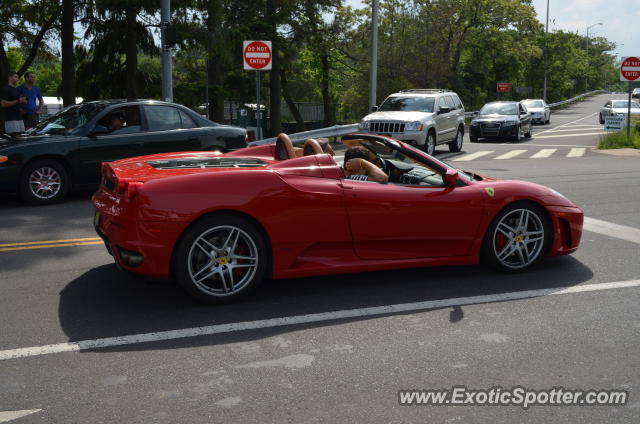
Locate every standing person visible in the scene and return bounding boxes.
[17,71,44,130]
[0,72,27,134]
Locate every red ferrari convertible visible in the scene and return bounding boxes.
[92,133,583,303]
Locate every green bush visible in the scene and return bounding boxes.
[598,126,640,149]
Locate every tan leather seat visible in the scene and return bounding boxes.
[274,133,296,160]
[302,139,324,156]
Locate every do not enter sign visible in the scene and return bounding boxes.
[243,40,272,71]
[620,56,640,81]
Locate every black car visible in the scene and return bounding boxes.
[0,100,247,204]
[469,101,533,142]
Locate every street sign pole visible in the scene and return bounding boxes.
[628,81,632,141]
[243,40,272,141]
[256,71,262,141]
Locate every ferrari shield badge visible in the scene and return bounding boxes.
[484,187,495,197]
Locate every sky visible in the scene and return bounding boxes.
[344,0,640,61]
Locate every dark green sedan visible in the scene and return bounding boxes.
[0,100,247,204]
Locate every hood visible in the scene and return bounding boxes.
[474,114,518,122]
[0,133,62,150]
[362,110,434,122]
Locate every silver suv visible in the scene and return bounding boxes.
[358,89,466,155]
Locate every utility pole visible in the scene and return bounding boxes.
[368,0,379,111]
[542,0,549,101]
[585,22,602,92]
[161,0,173,102]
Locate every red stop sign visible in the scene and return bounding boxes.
[243,41,272,70]
[620,56,640,81]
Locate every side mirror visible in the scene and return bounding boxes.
[89,125,109,137]
[371,106,378,112]
[445,169,459,187]
[438,106,451,114]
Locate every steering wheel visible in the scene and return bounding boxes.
[275,133,296,160]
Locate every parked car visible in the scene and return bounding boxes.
[599,99,640,124]
[521,99,551,124]
[93,133,583,304]
[358,89,466,155]
[470,101,533,142]
[0,100,247,204]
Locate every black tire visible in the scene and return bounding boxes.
[448,126,464,152]
[423,131,436,156]
[20,159,70,205]
[481,203,551,272]
[173,214,268,304]
[599,113,604,124]
[470,136,478,143]
[512,125,522,142]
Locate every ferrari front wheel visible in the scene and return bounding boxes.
[482,203,551,272]
[174,215,268,303]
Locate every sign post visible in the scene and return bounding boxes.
[619,56,640,141]
[243,40,272,140]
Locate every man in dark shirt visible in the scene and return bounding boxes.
[0,72,27,134]
[17,71,44,130]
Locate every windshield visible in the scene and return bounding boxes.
[480,103,518,115]
[28,103,106,135]
[612,101,640,109]
[378,97,435,113]
[523,100,544,108]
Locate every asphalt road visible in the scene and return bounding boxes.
[1,93,639,423]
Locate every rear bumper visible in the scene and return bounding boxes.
[546,205,584,256]
[93,194,188,279]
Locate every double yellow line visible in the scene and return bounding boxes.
[0,237,103,252]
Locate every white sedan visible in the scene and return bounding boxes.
[521,99,550,124]
[599,100,640,124]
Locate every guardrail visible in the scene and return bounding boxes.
[250,90,606,146]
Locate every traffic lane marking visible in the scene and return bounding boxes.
[530,149,557,158]
[0,410,42,423]
[452,151,495,161]
[583,217,640,245]
[533,132,604,139]
[495,149,527,159]
[567,148,586,157]
[0,279,638,361]
[534,112,599,137]
[537,127,602,133]
[0,237,101,247]
[0,241,103,252]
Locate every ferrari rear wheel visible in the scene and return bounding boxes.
[174,215,268,303]
[482,203,551,272]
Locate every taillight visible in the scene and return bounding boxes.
[116,178,144,200]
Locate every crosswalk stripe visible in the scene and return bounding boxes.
[452,151,494,161]
[534,132,604,139]
[494,149,527,160]
[540,127,602,133]
[530,149,557,158]
[566,148,586,158]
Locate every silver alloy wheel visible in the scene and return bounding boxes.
[455,129,463,149]
[29,166,62,200]
[425,133,435,155]
[492,208,545,270]
[187,225,259,296]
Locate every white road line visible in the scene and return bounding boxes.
[583,217,640,245]
[534,112,598,136]
[566,148,586,157]
[539,127,602,133]
[0,410,42,423]
[530,149,557,158]
[564,124,602,127]
[0,280,639,361]
[452,151,494,161]
[534,132,604,139]
[495,149,527,160]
